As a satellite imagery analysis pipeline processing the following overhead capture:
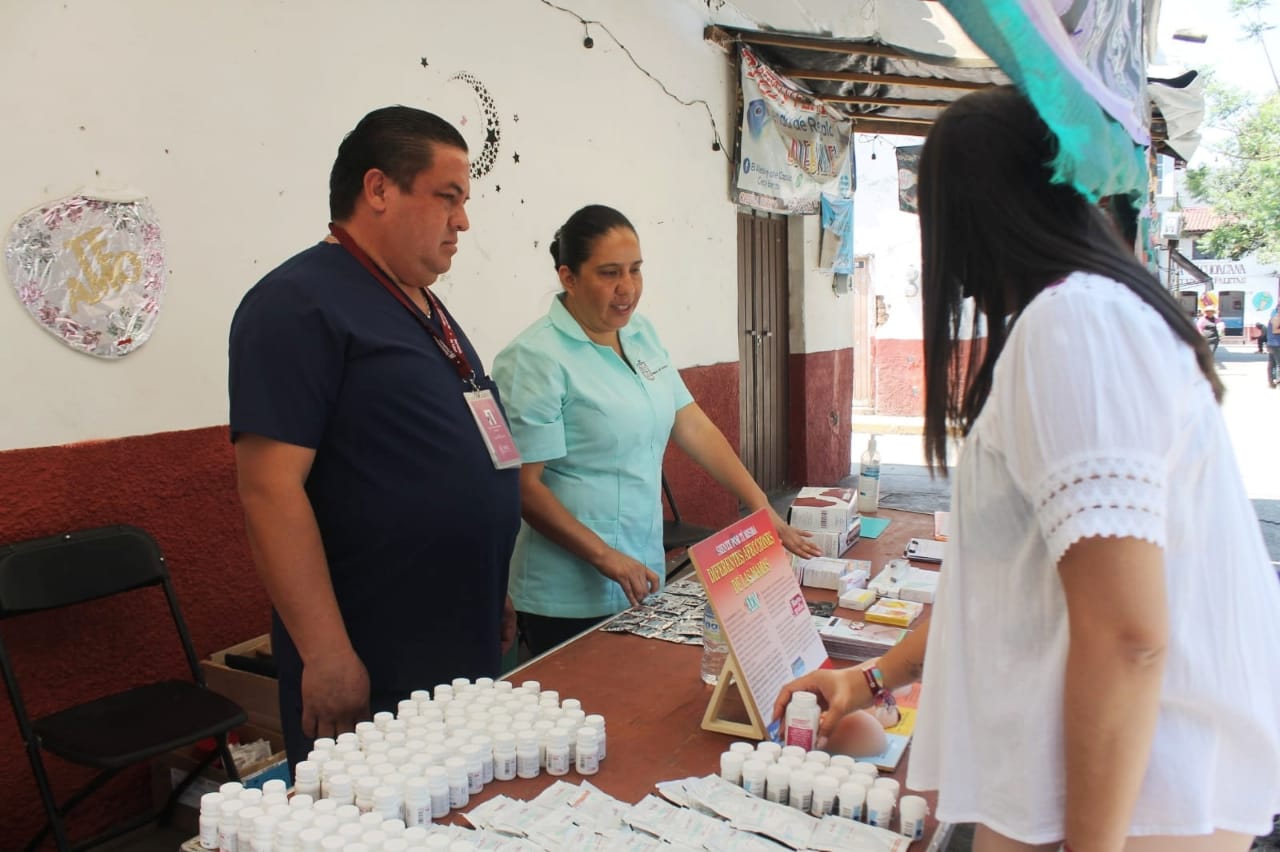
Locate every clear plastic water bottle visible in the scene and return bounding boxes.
[701,602,729,684]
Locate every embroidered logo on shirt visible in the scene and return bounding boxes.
[634,359,668,381]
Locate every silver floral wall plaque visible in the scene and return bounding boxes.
[5,190,166,359]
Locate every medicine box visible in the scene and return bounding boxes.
[150,723,289,834]
[787,486,859,532]
[838,588,877,611]
[201,634,280,733]
[789,554,807,586]
[870,562,940,604]
[865,598,925,627]
[837,560,872,596]
[899,566,940,604]
[796,556,869,591]
[805,515,862,558]
[868,559,908,599]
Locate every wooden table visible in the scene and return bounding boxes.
[470,508,951,850]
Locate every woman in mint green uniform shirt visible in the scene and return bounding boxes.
[493,205,819,655]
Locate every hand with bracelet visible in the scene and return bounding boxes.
[772,619,929,752]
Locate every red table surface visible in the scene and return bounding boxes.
[460,508,949,849]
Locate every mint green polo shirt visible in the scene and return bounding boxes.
[492,294,694,618]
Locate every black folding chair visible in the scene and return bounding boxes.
[662,474,715,579]
[0,525,247,851]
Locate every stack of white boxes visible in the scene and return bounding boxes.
[867,557,941,604]
[790,555,870,591]
[786,486,862,559]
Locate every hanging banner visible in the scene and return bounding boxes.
[735,46,854,214]
[894,144,924,214]
[5,192,166,359]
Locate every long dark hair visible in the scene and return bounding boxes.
[918,86,1222,473]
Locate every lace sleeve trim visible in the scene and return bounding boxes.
[1034,454,1167,565]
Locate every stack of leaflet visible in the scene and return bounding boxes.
[787,487,861,557]
[812,615,909,661]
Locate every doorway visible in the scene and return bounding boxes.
[851,255,873,412]
[737,210,789,493]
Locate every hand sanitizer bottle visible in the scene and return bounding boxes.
[857,435,881,513]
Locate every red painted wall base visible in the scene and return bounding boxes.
[788,348,854,486]
[0,355,854,843]
[0,426,270,847]
[872,338,926,417]
[662,363,742,530]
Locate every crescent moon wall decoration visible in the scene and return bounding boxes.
[448,72,500,179]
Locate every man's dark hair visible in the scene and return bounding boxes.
[329,106,468,221]
[549,205,636,273]
[917,86,1223,473]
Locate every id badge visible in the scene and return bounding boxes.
[464,389,522,469]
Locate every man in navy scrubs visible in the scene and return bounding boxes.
[229,107,520,767]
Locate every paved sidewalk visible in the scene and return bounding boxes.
[849,349,1280,565]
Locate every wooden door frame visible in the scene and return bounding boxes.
[737,209,789,493]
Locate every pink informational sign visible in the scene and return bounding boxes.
[690,508,831,739]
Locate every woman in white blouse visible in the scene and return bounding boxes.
[775,86,1280,852]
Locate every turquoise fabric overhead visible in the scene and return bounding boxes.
[940,0,1150,201]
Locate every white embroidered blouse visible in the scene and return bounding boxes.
[907,272,1280,841]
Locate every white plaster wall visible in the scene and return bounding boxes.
[787,213,853,354]
[851,134,924,340]
[0,0,742,450]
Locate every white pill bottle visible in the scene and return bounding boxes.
[783,690,821,750]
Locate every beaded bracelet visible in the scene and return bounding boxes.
[862,666,897,713]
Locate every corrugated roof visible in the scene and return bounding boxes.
[704,26,1009,137]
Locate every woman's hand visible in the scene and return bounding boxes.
[769,509,823,558]
[596,547,660,607]
[772,667,873,746]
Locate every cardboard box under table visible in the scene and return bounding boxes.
[200,634,281,733]
[151,722,288,834]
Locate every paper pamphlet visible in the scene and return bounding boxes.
[933,510,950,541]
[863,732,911,772]
[689,509,831,740]
[884,682,921,738]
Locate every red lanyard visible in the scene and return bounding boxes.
[328,223,478,388]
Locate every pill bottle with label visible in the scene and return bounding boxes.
[788,769,815,812]
[575,728,600,775]
[783,691,820,750]
[741,759,768,797]
[764,762,790,804]
[492,732,518,781]
[545,729,571,776]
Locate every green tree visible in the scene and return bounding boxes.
[1229,0,1279,89]
[1186,86,1280,261]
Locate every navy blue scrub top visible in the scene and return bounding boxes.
[228,242,520,697]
